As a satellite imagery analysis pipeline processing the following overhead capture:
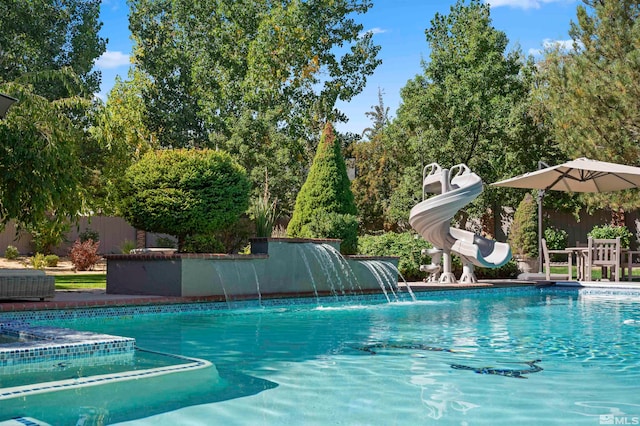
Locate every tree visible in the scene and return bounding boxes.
[386,0,554,228]
[350,89,396,231]
[127,0,381,214]
[361,88,390,141]
[287,123,358,253]
[537,0,640,216]
[117,149,250,251]
[508,193,538,259]
[90,70,158,213]
[0,1,108,234]
[0,0,106,98]
[0,80,90,231]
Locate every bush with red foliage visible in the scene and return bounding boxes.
[69,239,101,271]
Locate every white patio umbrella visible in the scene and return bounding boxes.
[491,157,640,272]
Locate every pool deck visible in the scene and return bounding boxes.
[0,280,538,312]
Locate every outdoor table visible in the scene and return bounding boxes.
[567,246,627,282]
[566,247,589,281]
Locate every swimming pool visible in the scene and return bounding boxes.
[1,286,639,425]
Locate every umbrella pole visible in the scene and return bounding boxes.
[537,190,544,273]
[536,161,549,274]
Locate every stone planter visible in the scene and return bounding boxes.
[515,257,539,274]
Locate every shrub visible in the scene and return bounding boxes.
[215,216,254,254]
[358,232,432,281]
[474,259,519,279]
[287,123,358,247]
[119,239,136,254]
[4,245,19,260]
[544,227,569,262]
[27,216,69,254]
[301,212,359,255]
[69,239,101,271]
[30,253,46,270]
[118,149,250,251]
[508,193,538,259]
[358,232,517,281]
[182,234,225,254]
[588,224,633,248]
[543,227,568,250]
[79,228,100,243]
[44,254,59,267]
[155,236,177,248]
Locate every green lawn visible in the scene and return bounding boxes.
[54,274,106,290]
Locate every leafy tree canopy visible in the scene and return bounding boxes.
[386,0,556,227]
[127,0,381,214]
[537,0,640,212]
[0,80,90,230]
[0,0,106,98]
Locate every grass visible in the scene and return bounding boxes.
[54,274,106,290]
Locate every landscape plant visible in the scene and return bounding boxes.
[69,239,101,271]
[508,193,538,259]
[79,228,100,243]
[27,216,70,255]
[117,149,250,251]
[251,189,279,238]
[44,254,59,267]
[287,123,359,254]
[358,232,431,281]
[119,239,136,254]
[4,245,19,260]
[30,253,46,270]
[544,226,569,262]
[588,225,633,249]
[154,236,176,248]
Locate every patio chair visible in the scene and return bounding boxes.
[541,238,573,281]
[586,237,621,282]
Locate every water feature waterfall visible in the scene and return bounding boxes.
[296,243,411,303]
[107,237,406,301]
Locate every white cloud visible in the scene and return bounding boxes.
[359,27,388,38]
[528,38,583,56]
[95,51,130,69]
[484,0,575,10]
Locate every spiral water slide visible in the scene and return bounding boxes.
[409,163,512,283]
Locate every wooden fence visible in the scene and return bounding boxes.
[1,210,638,257]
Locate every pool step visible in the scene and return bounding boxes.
[0,322,135,373]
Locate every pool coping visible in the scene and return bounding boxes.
[2,279,639,314]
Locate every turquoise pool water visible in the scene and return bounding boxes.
[1,287,639,425]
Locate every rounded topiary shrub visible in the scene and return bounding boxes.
[118,149,250,251]
[287,123,358,254]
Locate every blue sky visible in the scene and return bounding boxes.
[95,0,580,135]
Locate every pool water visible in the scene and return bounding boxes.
[1,287,639,425]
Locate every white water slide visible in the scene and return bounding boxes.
[409,163,512,283]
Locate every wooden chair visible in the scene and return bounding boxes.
[623,250,640,281]
[586,237,621,282]
[541,238,573,281]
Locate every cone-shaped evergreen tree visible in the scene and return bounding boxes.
[287,122,358,253]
